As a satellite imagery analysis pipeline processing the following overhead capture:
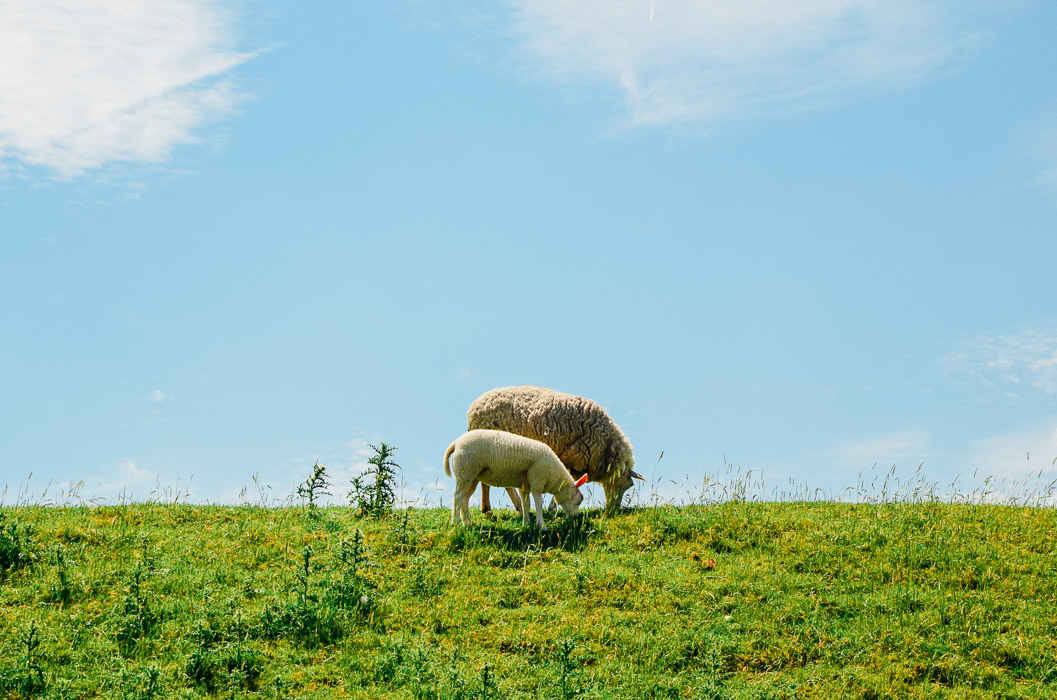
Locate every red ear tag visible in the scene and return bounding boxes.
[574,473,589,488]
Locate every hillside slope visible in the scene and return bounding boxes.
[1,502,1055,698]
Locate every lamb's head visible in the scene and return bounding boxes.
[555,473,589,519]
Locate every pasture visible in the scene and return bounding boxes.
[1,494,1056,698]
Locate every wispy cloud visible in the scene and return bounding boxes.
[507,0,983,128]
[79,458,169,503]
[275,439,380,506]
[1026,104,1057,201]
[824,429,934,469]
[943,324,1057,399]
[811,422,1057,503]
[954,421,1057,505]
[0,0,255,178]
[966,422,1057,477]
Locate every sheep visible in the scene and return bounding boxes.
[467,385,643,514]
[444,429,589,532]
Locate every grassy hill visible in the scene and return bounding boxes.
[1,498,1055,699]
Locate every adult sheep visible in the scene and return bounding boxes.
[467,385,642,513]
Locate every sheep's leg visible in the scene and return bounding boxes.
[532,492,548,532]
[505,487,523,514]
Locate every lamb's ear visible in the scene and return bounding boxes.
[574,473,589,488]
[630,471,645,481]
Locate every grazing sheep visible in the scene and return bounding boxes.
[468,385,642,513]
[444,429,588,532]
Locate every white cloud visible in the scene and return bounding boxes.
[824,428,934,469]
[958,421,1057,505]
[966,422,1057,478]
[276,439,384,506]
[0,0,255,178]
[118,457,153,481]
[1026,104,1057,201]
[813,423,1057,504]
[507,0,981,128]
[69,458,173,503]
[943,324,1057,399]
[343,438,377,462]
[149,390,168,403]
[291,440,463,509]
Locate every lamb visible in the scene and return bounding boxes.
[467,385,643,514]
[444,429,589,532]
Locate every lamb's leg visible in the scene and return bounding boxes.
[453,480,476,526]
[484,485,525,515]
[532,492,548,532]
[518,487,531,526]
[462,480,479,525]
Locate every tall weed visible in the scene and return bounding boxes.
[349,442,400,518]
[296,461,331,509]
[0,512,35,574]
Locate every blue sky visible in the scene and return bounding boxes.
[2,1,1056,507]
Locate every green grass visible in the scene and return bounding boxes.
[1,499,1056,698]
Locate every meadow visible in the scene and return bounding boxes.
[1,470,1056,699]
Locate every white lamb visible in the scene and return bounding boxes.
[444,429,588,532]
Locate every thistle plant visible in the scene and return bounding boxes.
[349,443,400,519]
[0,513,35,574]
[297,461,330,508]
[16,621,47,694]
[555,640,580,700]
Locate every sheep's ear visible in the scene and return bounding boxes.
[630,471,645,481]
[574,473,589,488]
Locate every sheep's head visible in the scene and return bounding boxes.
[603,465,644,512]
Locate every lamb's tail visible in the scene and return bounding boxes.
[443,442,456,477]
